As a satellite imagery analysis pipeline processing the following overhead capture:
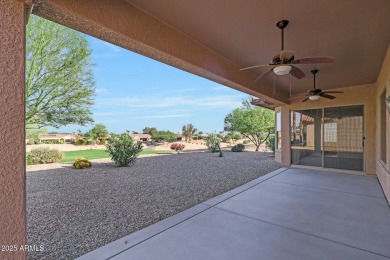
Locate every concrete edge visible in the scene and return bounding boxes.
[76,167,288,260]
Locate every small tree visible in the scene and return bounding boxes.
[182,123,197,142]
[106,134,143,167]
[26,15,95,127]
[224,98,274,151]
[142,127,158,137]
[85,123,108,144]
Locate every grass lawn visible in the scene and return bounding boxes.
[62,149,173,163]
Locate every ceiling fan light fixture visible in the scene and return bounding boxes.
[273,65,292,76]
[309,95,321,101]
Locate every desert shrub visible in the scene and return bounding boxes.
[231,133,242,143]
[223,134,232,143]
[75,139,86,146]
[243,140,251,144]
[27,147,63,165]
[170,143,185,153]
[231,143,245,152]
[266,135,276,153]
[106,134,143,166]
[26,139,35,145]
[206,134,221,153]
[73,157,92,169]
[86,140,93,145]
[99,138,107,145]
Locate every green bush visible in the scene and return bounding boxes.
[27,147,63,165]
[243,140,251,144]
[266,135,276,153]
[73,157,92,169]
[206,134,221,153]
[231,143,245,152]
[106,134,143,166]
[75,139,86,146]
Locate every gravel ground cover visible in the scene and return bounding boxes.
[27,150,280,259]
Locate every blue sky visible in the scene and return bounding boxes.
[50,35,248,134]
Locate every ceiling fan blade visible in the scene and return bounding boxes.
[301,97,310,102]
[253,68,274,83]
[290,65,305,79]
[240,64,271,71]
[322,91,344,94]
[280,50,295,61]
[320,93,336,99]
[292,56,335,64]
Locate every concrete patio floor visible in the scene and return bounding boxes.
[78,168,390,260]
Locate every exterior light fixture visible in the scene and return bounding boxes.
[386,95,390,113]
[309,95,321,101]
[273,65,292,76]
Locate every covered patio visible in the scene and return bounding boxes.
[0,1,389,259]
[79,168,390,259]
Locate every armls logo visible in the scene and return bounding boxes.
[19,245,44,252]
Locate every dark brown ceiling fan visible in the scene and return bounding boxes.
[240,20,335,83]
[289,69,343,102]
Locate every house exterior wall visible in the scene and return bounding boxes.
[375,45,390,202]
[0,0,27,259]
[278,84,376,174]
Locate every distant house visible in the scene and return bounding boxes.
[129,134,151,142]
[39,134,79,144]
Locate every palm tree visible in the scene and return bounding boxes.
[182,124,197,143]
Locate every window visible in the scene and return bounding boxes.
[276,112,282,149]
[380,89,387,164]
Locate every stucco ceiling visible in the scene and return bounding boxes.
[126,0,390,94]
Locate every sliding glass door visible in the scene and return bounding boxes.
[291,105,364,171]
[291,109,323,167]
[323,106,364,171]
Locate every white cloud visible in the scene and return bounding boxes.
[213,86,229,91]
[100,95,242,109]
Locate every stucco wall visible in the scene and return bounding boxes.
[375,45,390,202]
[0,0,27,259]
[278,83,377,174]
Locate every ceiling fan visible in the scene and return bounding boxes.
[240,20,335,83]
[289,69,343,102]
